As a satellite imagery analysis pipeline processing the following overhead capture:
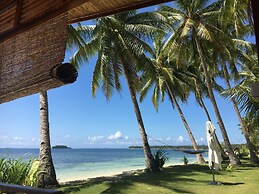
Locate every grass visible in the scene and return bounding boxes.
[59,159,259,194]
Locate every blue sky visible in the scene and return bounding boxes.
[0,3,253,148]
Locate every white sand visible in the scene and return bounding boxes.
[57,161,185,183]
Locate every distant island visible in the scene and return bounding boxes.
[52,145,71,149]
[129,145,208,150]
[129,144,246,150]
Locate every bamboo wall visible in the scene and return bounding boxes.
[0,13,68,104]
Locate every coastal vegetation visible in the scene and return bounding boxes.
[0,158,38,186]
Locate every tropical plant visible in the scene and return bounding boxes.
[25,159,40,187]
[37,91,59,188]
[68,11,168,172]
[181,156,189,165]
[152,149,169,171]
[140,33,205,164]
[0,157,38,186]
[222,51,259,162]
[242,116,259,153]
[158,0,241,165]
[213,0,259,163]
[224,53,259,122]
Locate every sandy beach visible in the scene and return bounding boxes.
[57,161,185,183]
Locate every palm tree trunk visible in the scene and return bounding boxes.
[200,98,229,159]
[121,61,156,172]
[222,62,259,163]
[38,91,59,188]
[166,82,206,164]
[195,38,241,165]
[200,98,211,121]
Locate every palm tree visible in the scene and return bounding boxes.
[221,60,259,163]
[218,0,259,163]
[188,66,229,159]
[224,53,259,127]
[37,91,58,188]
[159,0,241,165]
[140,35,206,164]
[68,11,167,172]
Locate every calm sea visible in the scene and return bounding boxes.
[0,148,206,182]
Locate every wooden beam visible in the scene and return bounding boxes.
[0,0,89,43]
[13,0,23,27]
[68,0,173,24]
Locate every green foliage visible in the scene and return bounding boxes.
[226,164,233,176]
[238,146,250,158]
[181,156,189,165]
[0,157,39,186]
[25,159,40,187]
[152,149,169,171]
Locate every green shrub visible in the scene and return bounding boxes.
[181,156,189,165]
[25,159,39,186]
[239,146,250,158]
[153,149,169,172]
[0,157,39,186]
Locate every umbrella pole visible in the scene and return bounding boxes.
[212,162,215,182]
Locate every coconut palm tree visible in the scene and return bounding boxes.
[37,91,58,188]
[159,0,241,165]
[218,0,259,163]
[220,59,259,163]
[68,11,168,172]
[187,65,229,159]
[140,35,206,164]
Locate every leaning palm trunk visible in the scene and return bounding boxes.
[121,61,156,172]
[195,38,241,165]
[200,98,229,159]
[166,82,206,164]
[38,91,59,188]
[222,62,259,163]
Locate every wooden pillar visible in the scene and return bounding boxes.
[251,0,259,58]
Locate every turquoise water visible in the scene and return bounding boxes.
[0,148,206,182]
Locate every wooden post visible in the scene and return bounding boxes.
[0,182,62,194]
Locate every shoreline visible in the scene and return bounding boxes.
[58,161,188,184]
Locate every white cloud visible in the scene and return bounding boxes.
[108,131,122,140]
[177,136,184,143]
[166,137,172,141]
[88,136,104,142]
[0,136,38,148]
[64,134,71,138]
[13,137,22,140]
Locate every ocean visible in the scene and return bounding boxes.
[0,148,206,182]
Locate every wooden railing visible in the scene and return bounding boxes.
[0,183,62,194]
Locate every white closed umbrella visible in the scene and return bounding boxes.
[206,121,223,184]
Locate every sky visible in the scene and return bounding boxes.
[0,3,253,149]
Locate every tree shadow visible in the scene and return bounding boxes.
[60,163,250,194]
[221,182,244,186]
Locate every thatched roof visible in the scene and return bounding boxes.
[0,0,258,104]
[0,13,70,103]
[0,0,171,104]
[0,0,172,42]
